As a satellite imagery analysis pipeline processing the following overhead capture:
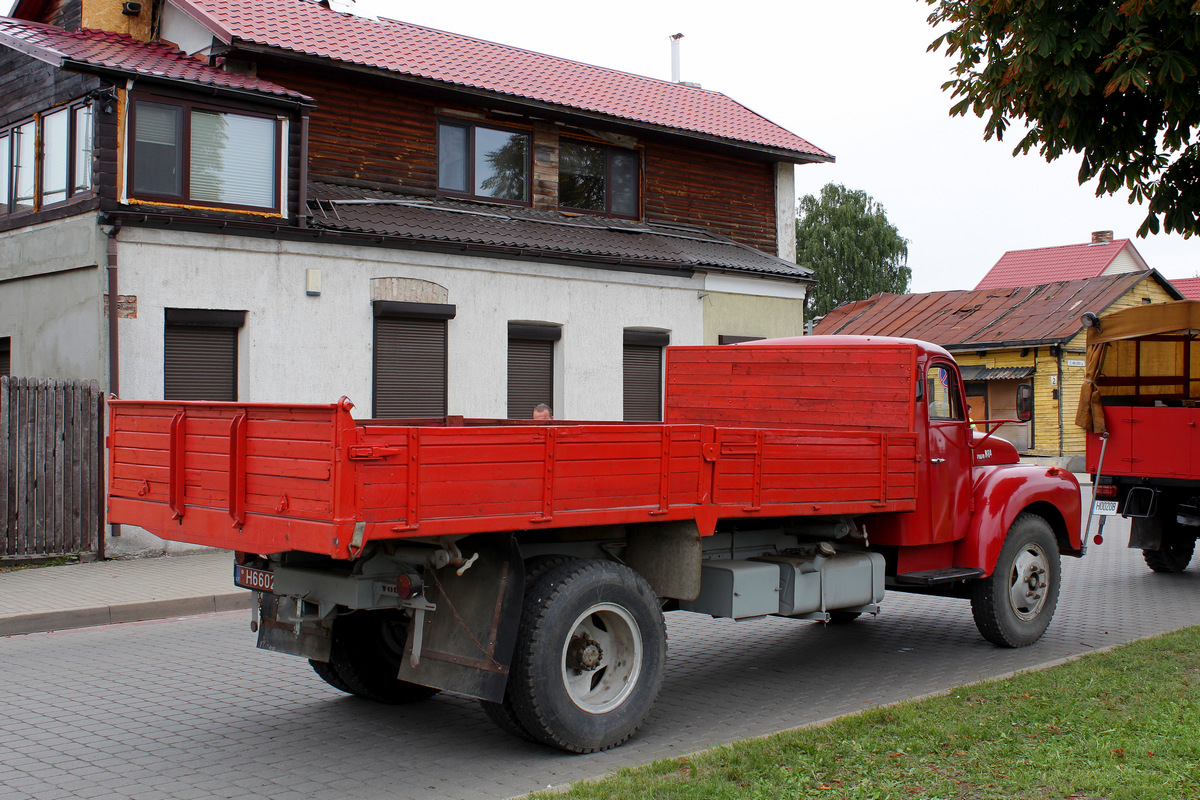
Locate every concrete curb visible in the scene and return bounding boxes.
[0,592,252,637]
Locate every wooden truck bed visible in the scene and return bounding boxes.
[1088,403,1200,480]
[107,399,918,559]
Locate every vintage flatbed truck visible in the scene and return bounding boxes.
[1078,300,1200,573]
[107,335,1082,753]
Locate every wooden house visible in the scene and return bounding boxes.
[813,272,1182,468]
[0,0,831,425]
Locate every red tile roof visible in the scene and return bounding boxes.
[172,0,831,160]
[814,272,1180,349]
[974,238,1146,291]
[0,17,311,101]
[1170,277,1200,300]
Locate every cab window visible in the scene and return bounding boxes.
[926,364,964,420]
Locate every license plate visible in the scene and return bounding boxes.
[1093,500,1119,516]
[234,564,274,592]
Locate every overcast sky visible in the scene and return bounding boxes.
[351,0,1198,293]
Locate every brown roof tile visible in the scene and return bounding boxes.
[306,183,811,280]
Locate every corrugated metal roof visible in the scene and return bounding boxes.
[813,272,1175,348]
[0,17,310,100]
[306,183,812,280]
[974,238,1146,290]
[171,0,832,160]
[958,365,1034,381]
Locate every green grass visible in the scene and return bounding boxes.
[0,553,83,572]
[539,626,1200,800]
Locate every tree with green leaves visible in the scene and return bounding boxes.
[926,0,1200,237]
[796,183,910,319]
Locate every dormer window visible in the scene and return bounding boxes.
[559,139,638,218]
[437,120,530,204]
[129,97,281,212]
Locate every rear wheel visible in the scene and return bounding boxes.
[312,610,440,704]
[826,610,862,624]
[504,559,666,753]
[971,514,1060,648]
[481,554,577,741]
[1143,536,1196,573]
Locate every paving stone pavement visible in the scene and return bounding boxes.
[2,517,1199,800]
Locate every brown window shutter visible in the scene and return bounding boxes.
[164,325,237,401]
[508,337,554,418]
[374,317,447,417]
[623,343,663,421]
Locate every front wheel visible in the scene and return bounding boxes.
[504,559,666,753]
[971,514,1060,648]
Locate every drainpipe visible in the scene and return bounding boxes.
[1056,345,1064,458]
[107,222,121,541]
[106,222,120,398]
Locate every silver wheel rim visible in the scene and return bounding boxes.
[1008,542,1050,621]
[560,602,642,714]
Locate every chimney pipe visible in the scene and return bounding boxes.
[670,33,683,83]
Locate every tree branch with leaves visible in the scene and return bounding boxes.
[926,0,1200,237]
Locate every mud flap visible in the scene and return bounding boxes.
[397,533,523,703]
[254,592,333,662]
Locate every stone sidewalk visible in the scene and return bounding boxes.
[0,550,250,636]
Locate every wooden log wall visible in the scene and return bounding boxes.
[256,63,780,252]
[1,377,104,561]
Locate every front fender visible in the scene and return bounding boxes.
[954,465,1082,576]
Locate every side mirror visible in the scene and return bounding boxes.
[1016,384,1033,422]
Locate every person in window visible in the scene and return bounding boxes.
[532,403,553,420]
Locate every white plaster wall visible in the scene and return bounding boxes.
[0,265,106,380]
[113,228,707,419]
[774,162,796,262]
[0,216,107,380]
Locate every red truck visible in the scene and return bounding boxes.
[1078,300,1200,573]
[107,336,1081,753]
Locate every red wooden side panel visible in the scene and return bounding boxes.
[711,428,918,513]
[1096,406,1200,479]
[108,401,354,554]
[665,343,917,432]
[354,424,705,537]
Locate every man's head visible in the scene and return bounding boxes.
[532,403,553,420]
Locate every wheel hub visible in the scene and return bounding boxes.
[565,633,603,672]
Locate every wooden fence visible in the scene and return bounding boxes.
[1,377,105,561]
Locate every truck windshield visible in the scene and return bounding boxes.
[926,364,964,420]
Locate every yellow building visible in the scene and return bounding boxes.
[814,271,1181,469]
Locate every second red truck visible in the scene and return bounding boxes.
[107,335,1082,752]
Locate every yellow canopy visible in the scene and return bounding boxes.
[1075,300,1200,433]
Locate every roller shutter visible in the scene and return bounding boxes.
[374,317,447,417]
[623,330,668,421]
[164,325,237,401]
[507,337,554,419]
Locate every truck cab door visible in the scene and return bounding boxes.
[924,361,972,542]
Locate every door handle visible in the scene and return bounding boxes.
[930,458,946,464]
